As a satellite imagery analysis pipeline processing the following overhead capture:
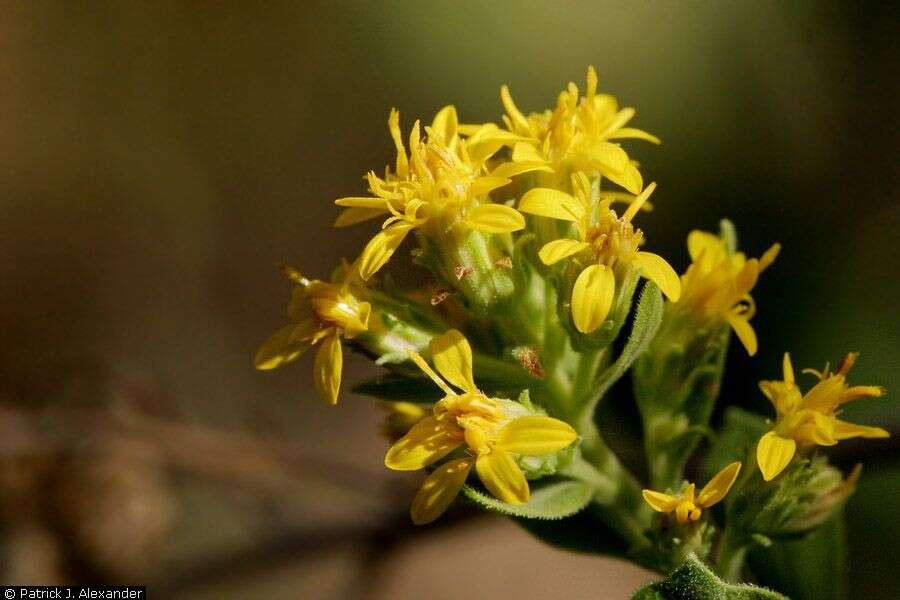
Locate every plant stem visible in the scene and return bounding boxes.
[715,528,749,582]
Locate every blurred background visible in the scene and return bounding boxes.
[0,2,896,598]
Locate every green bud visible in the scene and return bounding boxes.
[412,227,516,314]
[349,280,449,366]
[729,456,859,539]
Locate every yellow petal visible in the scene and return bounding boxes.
[356,223,414,280]
[430,105,458,143]
[457,122,488,136]
[407,350,456,397]
[634,251,682,301]
[607,127,661,144]
[734,261,760,297]
[642,490,679,513]
[469,176,512,196]
[687,230,727,262]
[621,182,656,223]
[519,188,585,222]
[388,109,408,178]
[385,417,463,471]
[697,461,742,507]
[571,264,615,334]
[313,332,343,405]
[334,207,389,228]
[498,416,577,456]
[465,129,528,166]
[500,84,530,133]
[489,160,553,179]
[839,385,884,404]
[410,458,473,525]
[793,411,837,446]
[832,419,890,440]
[334,196,389,208]
[511,142,544,162]
[800,375,845,413]
[538,239,591,265]
[584,141,630,174]
[475,448,529,505]
[682,482,696,503]
[726,313,758,356]
[759,380,803,416]
[783,352,795,385]
[756,431,797,481]
[599,107,635,137]
[759,243,781,272]
[253,322,316,370]
[604,160,644,195]
[464,204,526,233]
[430,329,477,393]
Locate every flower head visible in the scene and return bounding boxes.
[472,66,659,194]
[335,107,540,280]
[673,230,780,356]
[384,329,577,524]
[519,172,681,333]
[756,352,888,481]
[642,462,742,524]
[253,265,371,405]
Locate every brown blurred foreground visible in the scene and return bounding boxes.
[0,371,652,599]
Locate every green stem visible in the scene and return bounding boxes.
[715,528,749,582]
[561,453,652,552]
[579,425,652,529]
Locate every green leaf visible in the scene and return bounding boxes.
[581,281,663,423]
[462,478,593,520]
[632,555,788,600]
[352,374,442,402]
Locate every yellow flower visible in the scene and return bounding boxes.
[756,353,888,481]
[334,107,543,280]
[642,462,742,524]
[674,230,780,356]
[519,172,681,333]
[253,266,371,405]
[468,65,659,194]
[384,329,578,524]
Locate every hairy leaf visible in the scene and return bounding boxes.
[462,479,593,520]
[632,555,787,599]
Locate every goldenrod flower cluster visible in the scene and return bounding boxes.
[254,68,889,584]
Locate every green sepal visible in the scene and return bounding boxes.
[632,555,788,600]
[461,478,593,520]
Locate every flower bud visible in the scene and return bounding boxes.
[732,456,858,539]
